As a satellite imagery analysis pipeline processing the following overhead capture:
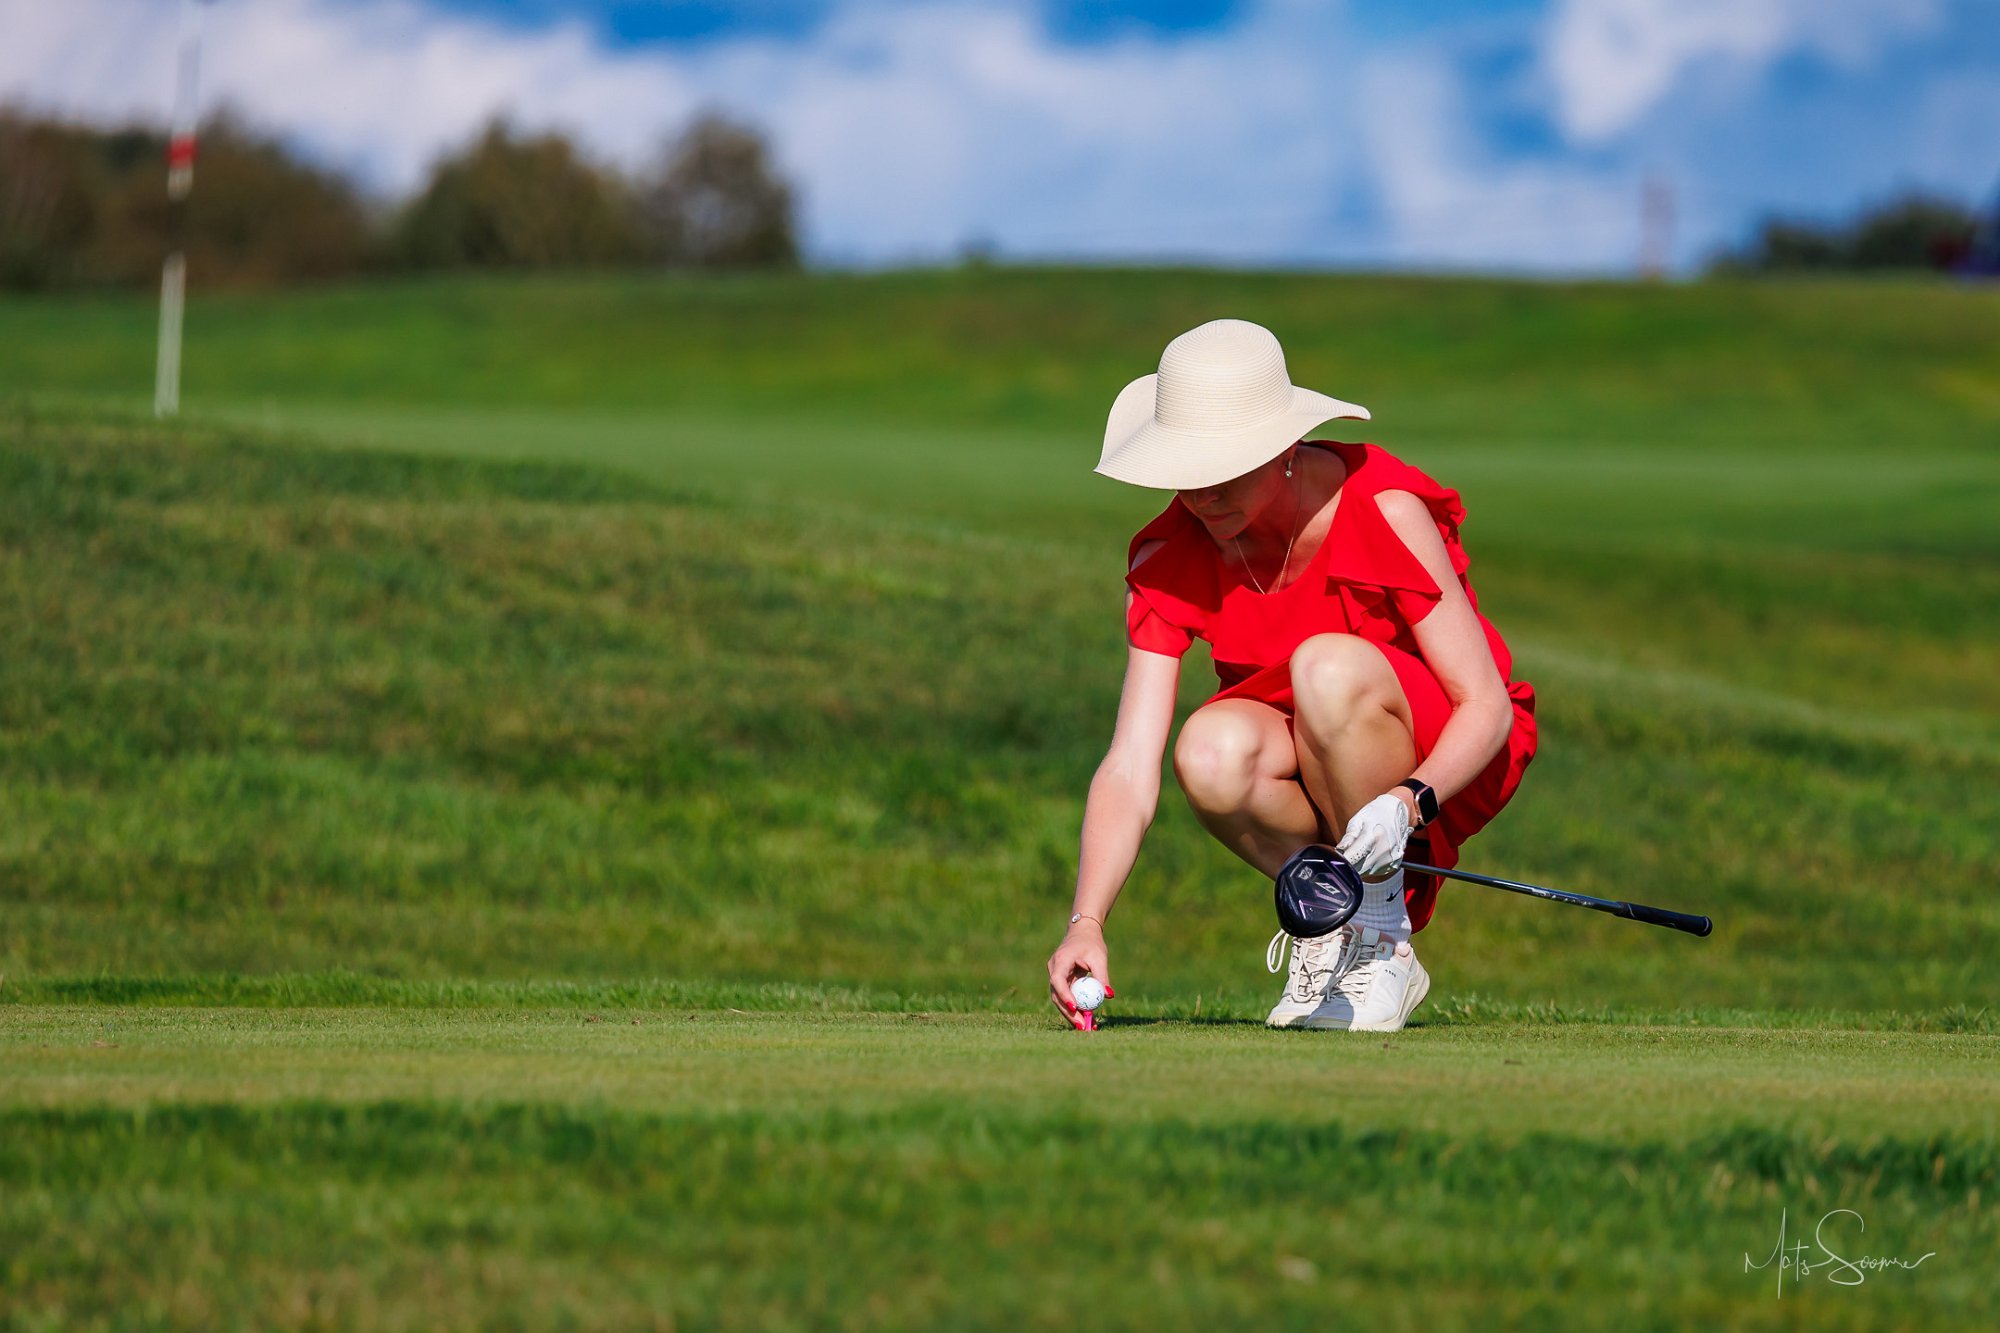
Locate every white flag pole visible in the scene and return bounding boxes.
[155,0,212,418]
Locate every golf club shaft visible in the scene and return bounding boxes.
[1402,862,1713,938]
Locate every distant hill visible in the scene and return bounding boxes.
[1,267,1993,457]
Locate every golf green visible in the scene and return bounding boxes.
[1,267,1994,1327]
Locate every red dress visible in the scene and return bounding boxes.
[1124,440,1536,932]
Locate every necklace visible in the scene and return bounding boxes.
[1233,462,1303,594]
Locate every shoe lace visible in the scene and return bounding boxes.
[1267,928,1354,1003]
[1265,930,1290,975]
[1330,933,1394,1004]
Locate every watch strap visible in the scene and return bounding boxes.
[1396,778,1440,827]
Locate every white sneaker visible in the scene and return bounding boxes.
[1297,926,1430,1032]
[1264,929,1350,1028]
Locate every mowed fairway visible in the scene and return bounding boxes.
[1,269,1997,1328]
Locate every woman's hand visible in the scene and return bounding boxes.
[1336,791,1413,878]
[1047,920,1112,1030]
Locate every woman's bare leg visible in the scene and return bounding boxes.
[1173,636,1419,879]
[1288,633,1418,844]
[1172,699,1321,877]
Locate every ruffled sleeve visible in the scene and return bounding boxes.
[1123,501,1217,657]
[1127,593,1193,656]
[1320,443,1471,629]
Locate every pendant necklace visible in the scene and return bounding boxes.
[1234,457,1303,594]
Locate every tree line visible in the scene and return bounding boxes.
[1715,192,1998,275]
[6,101,1992,289]
[0,107,797,291]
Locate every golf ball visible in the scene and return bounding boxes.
[1070,975,1106,1012]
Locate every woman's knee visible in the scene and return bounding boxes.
[1173,710,1278,811]
[1290,633,1398,724]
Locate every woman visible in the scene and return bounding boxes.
[1046,319,1537,1033]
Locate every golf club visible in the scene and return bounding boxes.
[1276,845,1713,938]
[1402,859,1713,937]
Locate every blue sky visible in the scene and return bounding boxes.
[4,0,1995,273]
[425,2,1257,46]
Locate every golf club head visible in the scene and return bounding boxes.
[1274,844,1364,938]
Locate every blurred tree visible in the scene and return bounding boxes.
[0,111,101,288]
[1850,196,1976,270]
[1717,192,1977,274]
[637,113,798,268]
[4,107,802,286]
[391,119,645,269]
[1967,181,2000,275]
[0,106,370,290]
[1738,221,1844,272]
[159,108,372,285]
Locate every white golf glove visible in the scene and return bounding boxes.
[1336,791,1413,878]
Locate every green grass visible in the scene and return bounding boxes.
[5,1008,1996,1329]
[2,403,1992,1011]
[1,268,1997,1327]
[8,1008,2000,1140]
[5,1099,1988,1331]
[7,268,1998,454]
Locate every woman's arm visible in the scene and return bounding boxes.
[1074,638,1180,920]
[1375,490,1514,806]
[1046,634,1179,1026]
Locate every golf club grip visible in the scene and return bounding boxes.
[1402,862,1713,938]
[1615,900,1714,937]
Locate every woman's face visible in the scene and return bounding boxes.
[1176,452,1291,541]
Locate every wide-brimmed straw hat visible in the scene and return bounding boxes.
[1095,319,1369,490]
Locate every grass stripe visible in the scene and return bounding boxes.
[4,1102,1990,1330]
[4,972,1996,1033]
[2,1101,1994,1196]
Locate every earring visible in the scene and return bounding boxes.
[1284,456,1293,478]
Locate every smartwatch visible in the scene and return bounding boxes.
[1396,778,1440,828]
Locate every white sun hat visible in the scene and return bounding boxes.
[1095,319,1369,490]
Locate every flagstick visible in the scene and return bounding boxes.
[155,0,211,418]
[154,253,186,417]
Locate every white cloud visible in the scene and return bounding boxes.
[0,0,1381,263]
[0,0,1986,272]
[1544,0,1943,143]
[1359,49,1641,272]
[0,0,707,184]
[752,1,1365,261]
